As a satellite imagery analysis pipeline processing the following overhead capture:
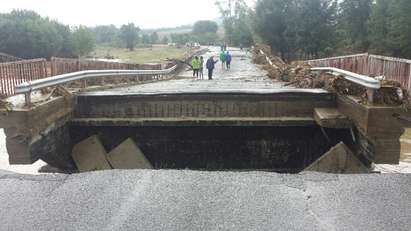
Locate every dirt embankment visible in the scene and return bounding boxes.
[252,44,408,106]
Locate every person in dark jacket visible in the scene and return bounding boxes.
[206,56,219,80]
[225,51,232,69]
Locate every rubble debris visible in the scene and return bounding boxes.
[71,135,112,172]
[252,45,409,106]
[304,142,370,173]
[0,99,13,111]
[331,77,365,96]
[33,86,73,105]
[166,58,193,69]
[253,54,268,65]
[107,138,153,169]
[0,52,22,63]
[373,81,409,106]
[254,44,272,56]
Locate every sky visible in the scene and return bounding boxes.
[0,0,254,29]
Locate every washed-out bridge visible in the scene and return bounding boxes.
[0,47,407,172]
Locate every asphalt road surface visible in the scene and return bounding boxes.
[0,170,410,231]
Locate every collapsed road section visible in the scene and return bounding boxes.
[0,47,407,173]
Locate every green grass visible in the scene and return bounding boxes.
[92,45,192,64]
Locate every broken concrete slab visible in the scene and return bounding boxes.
[314,107,352,129]
[71,135,112,172]
[107,138,153,169]
[305,142,370,173]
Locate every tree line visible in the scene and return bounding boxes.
[0,10,176,59]
[0,10,94,59]
[2,1,411,61]
[243,0,411,60]
[0,10,222,58]
[92,23,165,51]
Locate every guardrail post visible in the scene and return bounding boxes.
[24,91,31,106]
[367,89,375,104]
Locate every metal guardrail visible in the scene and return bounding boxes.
[311,67,381,89]
[311,67,381,103]
[15,65,178,105]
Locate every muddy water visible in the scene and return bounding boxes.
[400,129,411,163]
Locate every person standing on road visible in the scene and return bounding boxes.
[199,56,204,80]
[206,56,219,80]
[191,56,200,80]
[219,51,226,70]
[225,51,232,70]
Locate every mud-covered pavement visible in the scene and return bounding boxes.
[98,47,286,94]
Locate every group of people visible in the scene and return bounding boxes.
[191,50,232,81]
[219,50,232,70]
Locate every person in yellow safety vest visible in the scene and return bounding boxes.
[191,56,201,80]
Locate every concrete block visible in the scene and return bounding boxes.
[314,108,352,129]
[107,138,153,169]
[71,135,111,172]
[305,142,370,174]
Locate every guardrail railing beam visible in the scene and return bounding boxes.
[15,65,177,106]
[311,67,381,103]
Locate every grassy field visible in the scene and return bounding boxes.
[92,45,192,64]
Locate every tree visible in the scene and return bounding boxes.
[216,0,254,46]
[150,32,159,44]
[254,0,292,59]
[142,34,151,44]
[294,0,338,59]
[192,20,218,34]
[161,36,169,44]
[254,0,337,60]
[92,25,119,44]
[192,20,219,45]
[338,0,372,52]
[72,26,95,57]
[170,33,193,45]
[0,10,99,59]
[0,10,66,58]
[368,0,391,55]
[385,0,411,58]
[367,0,411,58]
[120,23,140,51]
